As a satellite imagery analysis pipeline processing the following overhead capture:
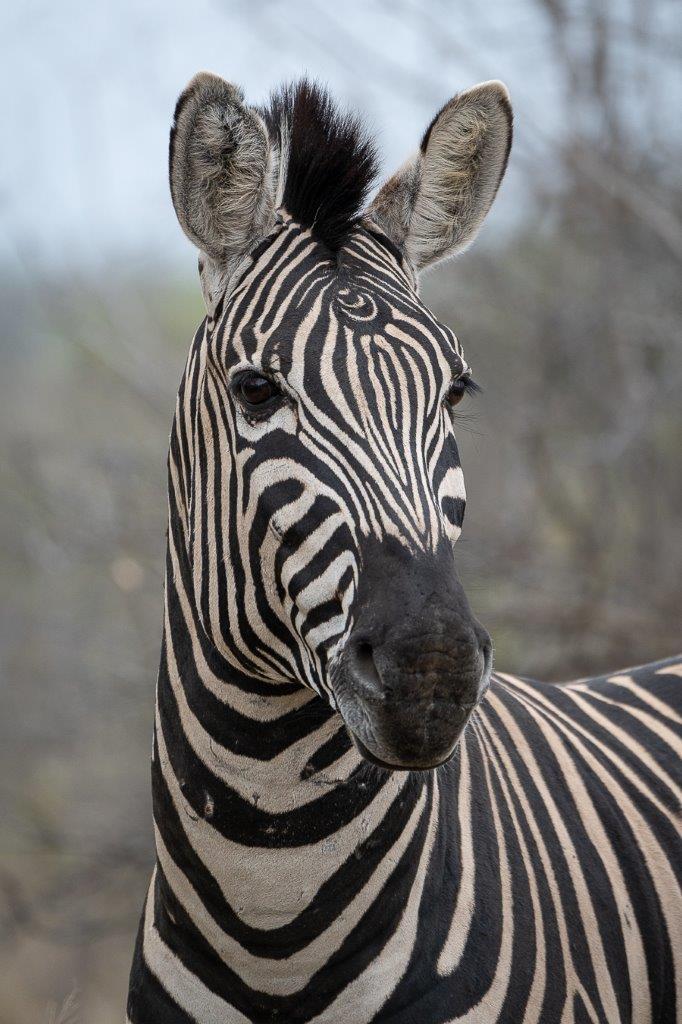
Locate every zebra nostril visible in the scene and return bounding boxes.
[473,624,493,677]
[350,640,384,700]
[355,641,373,668]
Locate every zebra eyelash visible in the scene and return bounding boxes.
[444,374,482,407]
[460,375,481,396]
[440,373,481,421]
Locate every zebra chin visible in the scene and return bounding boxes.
[329,538,493,771]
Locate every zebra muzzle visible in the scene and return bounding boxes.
[332,538,492,770]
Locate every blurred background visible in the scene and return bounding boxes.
[1,0,680,1019]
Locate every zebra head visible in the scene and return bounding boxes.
[169,75,512,770]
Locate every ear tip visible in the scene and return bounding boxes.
[465,79,512,112]
[170,71,246,174]
[476,79,511,97]
[175,71,244,115]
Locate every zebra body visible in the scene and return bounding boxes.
[127,75,682,1022]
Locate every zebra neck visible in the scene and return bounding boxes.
[152,571,433,957]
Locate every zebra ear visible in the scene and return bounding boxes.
[169,72,277,313]
[368,82,512,272]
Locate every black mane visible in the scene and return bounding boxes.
[259,80,378,253]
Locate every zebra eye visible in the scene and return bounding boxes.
[445,375,480,408]
[235,372,280,411]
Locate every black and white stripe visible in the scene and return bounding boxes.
[126,77,681,1023]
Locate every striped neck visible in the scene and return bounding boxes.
[151,539,442,976]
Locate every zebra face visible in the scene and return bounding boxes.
[170,75,512,769]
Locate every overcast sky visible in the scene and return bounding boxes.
[2,0,678,274]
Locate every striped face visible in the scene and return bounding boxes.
[167,74,512,768]
[172,219,491,769]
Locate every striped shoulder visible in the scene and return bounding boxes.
[567,655,682,718]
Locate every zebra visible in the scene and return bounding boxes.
[126,73,682,1023]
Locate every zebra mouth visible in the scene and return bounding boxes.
[333,643,486,772]
[349,728,466,772]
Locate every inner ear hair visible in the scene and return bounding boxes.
[169,72,277,278]
[369,81,513,272]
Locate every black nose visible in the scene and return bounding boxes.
[333,537,492,770]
